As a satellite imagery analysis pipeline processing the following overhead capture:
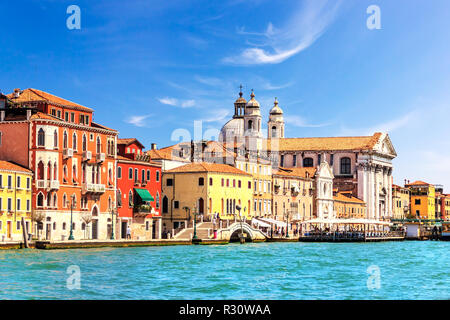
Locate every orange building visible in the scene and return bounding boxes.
[0,88,118,240]
[405,180,436,220]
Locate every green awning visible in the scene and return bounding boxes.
[134,188,155,202]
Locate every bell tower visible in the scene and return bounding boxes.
[267,98,284,138]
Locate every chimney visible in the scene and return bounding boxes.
[151,143,157,150]
[13,88,21,98]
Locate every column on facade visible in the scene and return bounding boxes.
[368,164,375,220]
[387,167,393,218]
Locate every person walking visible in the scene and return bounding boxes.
[126,225,131,239]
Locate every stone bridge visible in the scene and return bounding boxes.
[216,222,267,242]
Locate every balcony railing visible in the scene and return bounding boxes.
[82,183,106,194]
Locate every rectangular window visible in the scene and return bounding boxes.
[166,178,173,186]
[415,199,421,205]
[7,175,12,189]
[65,112,69,122]
[17,221,21,230]
[248,181,251,189]
[26,199,30,211]
[70,113,75,123]
[26,177,30,189]
[280,155,284,167]
[128,168,133,180]
[79,114,85,124]
[57,110,61,119]
[209,178,213,186]
[238,180,241,188]
[330,154,334,165]
[293,155,297,167]
[118,167,122,179]
[318,154,321,164]
[7,198,12,211]
[174,201,179,209]
[16,198,21,211]
[51,109,56,116]
[17,176,20,189]
[134,169,138,182]
[85,115,89,125]
[0,174,2,188]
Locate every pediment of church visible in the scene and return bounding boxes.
[316,161,334,180]
[373,133,397,158]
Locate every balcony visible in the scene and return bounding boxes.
[49,180,60,190]
[82,151,92,162]
[96,153,105,163]
[36,180,46,189]
[133,204,153,217]
[63,148,74,159]
[82,183,106,194]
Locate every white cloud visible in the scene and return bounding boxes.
[223,0,341,65]
[158,97,178,106]
[181,100,196,108]
[158,97,196,108]
[126,114,152,127]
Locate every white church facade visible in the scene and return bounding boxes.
[219,89,397,221]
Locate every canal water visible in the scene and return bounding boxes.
[0,241,448,300]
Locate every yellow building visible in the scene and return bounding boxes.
[0,161,32,242]
[406,181,435,220]
[235,156,272,218]
[161,162,253,231]
[272,167,315,222]
[333,191,366,219]
[392,184,410,219]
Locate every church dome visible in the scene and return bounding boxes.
[219,118,244,142]
[269,98,283,115]
[246,91,260,108]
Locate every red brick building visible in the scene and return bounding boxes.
[0,88,118,240]
[116,138,162,239]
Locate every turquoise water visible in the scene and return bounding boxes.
[0,242,448,300]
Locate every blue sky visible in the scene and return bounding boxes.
[1,0,450,188]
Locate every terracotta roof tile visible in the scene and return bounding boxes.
[166,162,251,175]
[264,133,382,151]
[405,180,431,187]
[334,192,366,205]
[0,161,31,173]
[7,88,93,112]
[273,167,317,178]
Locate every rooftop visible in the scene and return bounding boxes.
[0,160,31,173]
[165,162,251,175]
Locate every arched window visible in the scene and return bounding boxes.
[156,192,160,208]
[340,157,351,175]
[53,130,58,148]
[37,192,44,207]
[147,170,150,181]
[271,126,277,138]
[162,196,168,213]
[63,131,68,149]
[96,136,101,153]
[248,120,253,130]
[72,165,77,181]
[82,134,87,151]
[53,193,57,208]
[117,189,122,207]
[117,166,122,179]
[37,161,44,180]
[38,128,45,146]
[128,190,133,207]
[303,157,314,167]
[72,133,77,150]
[47,192,52,207]
[63,193,67,208]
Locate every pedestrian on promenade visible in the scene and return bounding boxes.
[126,225,131,239]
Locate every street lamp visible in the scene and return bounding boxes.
[192,205,198,240]
[236,205,246,244]
[285,208,290,238]
[68,194,76,240]
[110,207,116,240]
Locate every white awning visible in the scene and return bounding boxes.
[251,218,271,228]
[259,217,287,228]
[301,218,392,226]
